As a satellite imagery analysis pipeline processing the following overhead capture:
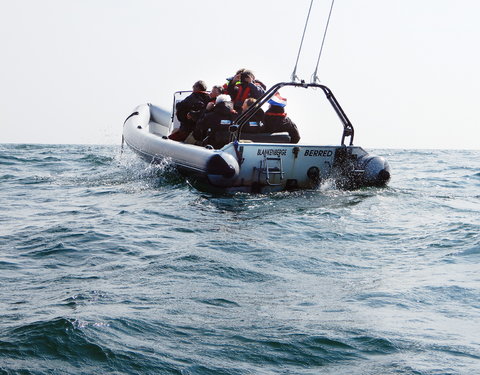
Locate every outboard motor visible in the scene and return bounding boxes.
[332,147,390,189]
[331,147,359,189]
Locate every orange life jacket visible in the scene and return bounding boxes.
[234,85,251,104]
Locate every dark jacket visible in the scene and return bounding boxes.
[240,108,265,134]
[194,101,237,149]
[263,106,301,143]
[175,91,211,132]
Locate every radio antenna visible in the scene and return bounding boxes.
[311,0,335,83]
[291,0,314,82]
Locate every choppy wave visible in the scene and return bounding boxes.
[1,144,479,374]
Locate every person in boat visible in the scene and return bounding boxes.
[225,68,267,91]
[205,85,225,112]
[239,98,264,134]
[169,80,210,142]
[263,92,300,144]
[193,94,237,149]
[227,70,266,113]
[223,68,245,92]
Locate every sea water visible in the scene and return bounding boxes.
[0,144,479,375]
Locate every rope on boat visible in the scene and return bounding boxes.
[311,0,335,83]
[290,0,314,82]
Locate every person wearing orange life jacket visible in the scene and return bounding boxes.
[224,68,267,91]
[263,93,300,144]
[227,70,265,112]
[223,68,245,93]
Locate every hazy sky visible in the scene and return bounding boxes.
[1,0,479,149]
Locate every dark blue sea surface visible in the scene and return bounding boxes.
[1,144,479,375]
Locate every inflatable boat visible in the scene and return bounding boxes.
[122,81,390,193]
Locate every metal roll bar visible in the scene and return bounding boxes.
[233,81,354,146]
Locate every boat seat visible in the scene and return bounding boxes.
[148,121,169,137]
[240,132,291,143]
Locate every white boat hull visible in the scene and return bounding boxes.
[123,103,390,193]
